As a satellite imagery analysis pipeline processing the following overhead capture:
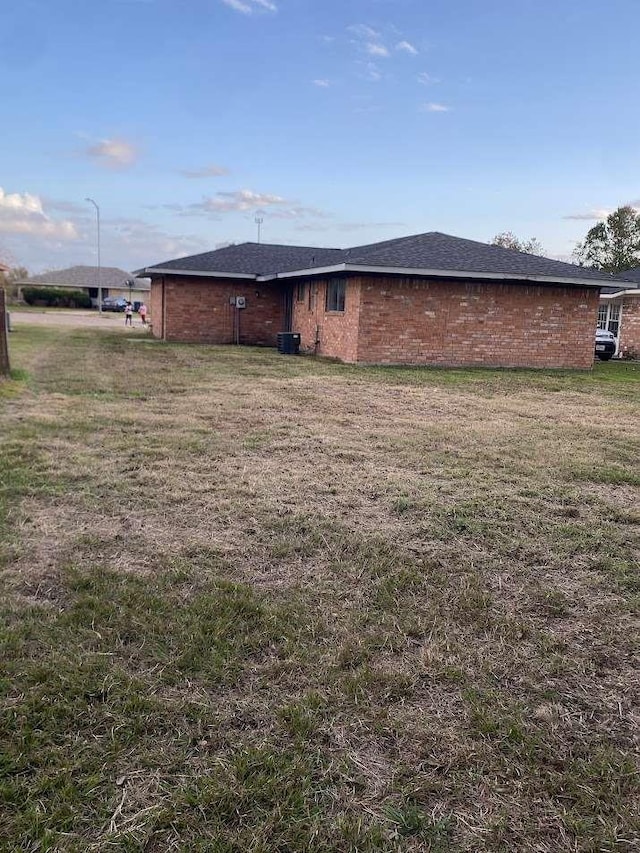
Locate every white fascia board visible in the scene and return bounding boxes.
[262,263,610,288]
[262,264,347,281]
[342,265,610,287]
[142,267,256,280]
[144,263,612,288]
[600,289,640,300]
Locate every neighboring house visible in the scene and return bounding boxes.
[18,266,150,307]
[135,231,618,369]
[598,270,640,358]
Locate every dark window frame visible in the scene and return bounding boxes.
[325,278,346,313]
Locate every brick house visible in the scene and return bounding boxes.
[136,232,618,369]
[18,266,150,308]
[598,269,640,358]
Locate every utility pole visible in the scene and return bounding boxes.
[85,197,102,312]
[255,215,264,244]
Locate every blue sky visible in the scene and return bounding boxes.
[1,0,639,272]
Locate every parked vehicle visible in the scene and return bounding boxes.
[595,329,616,361]
[101,296,128,312]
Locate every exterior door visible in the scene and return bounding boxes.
[598,302,621,353]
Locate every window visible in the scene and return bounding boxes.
[597,305,608,330]
[607,303,621,337]
[296,282,305,302]
[326,278,346,312]
[599,302,621,337]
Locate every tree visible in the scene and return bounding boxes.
[4,266,28,283]
[489,232,544,255]
[573,206,640,272]
[1,265,29,302]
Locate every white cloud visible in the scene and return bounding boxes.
[0,197,209,272]
[180,164,230,178]
[165,189,330,222]
[347,24,380,40]
[313,79,331,88]
[264,205,330,221]
[359,62,382,82]
[42,198,88,215]
[86,138,137,168]
[417,72,437,85]
[366,42,390,57]
[221,0,252,12]
[421,102,450,112]
[396,40,418,55]
[108,217,209,261]
[563,208,612,221]
[188,189,288,214]
[220,0,276,13]
[0,188,41,215]
[0,188,78,240]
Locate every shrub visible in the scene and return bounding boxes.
[21,287,92,309]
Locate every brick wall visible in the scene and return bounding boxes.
[291,278,361,362]
[151,272,601,369]
[149,278,164,338]
[356,276,599,369]
[152,276,283,345]
[619,296,640,357]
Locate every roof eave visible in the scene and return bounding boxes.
[140,267,257,280]
[601,288,640,299]
[268,263,610,287]
[140,263,611,288]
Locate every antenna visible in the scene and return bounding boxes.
[254,215,264,244]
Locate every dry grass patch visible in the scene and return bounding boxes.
[1,325,639,851]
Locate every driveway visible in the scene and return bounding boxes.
[8,309,148,331]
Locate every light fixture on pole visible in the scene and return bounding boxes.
[85,197,102,312]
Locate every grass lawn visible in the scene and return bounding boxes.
[1,325,639,852]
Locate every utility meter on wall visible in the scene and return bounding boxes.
[235,296,246,309]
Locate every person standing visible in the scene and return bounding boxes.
[139,302,148,325]
[124,301,133,326]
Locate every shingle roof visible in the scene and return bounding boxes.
[344,232,616,282]
[144,243,345,276]
[22,266,149,290]
[613,267,640,284]
[598,267,640,294]
[139,232,618,285]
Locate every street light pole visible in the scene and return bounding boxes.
[85,197,102,312]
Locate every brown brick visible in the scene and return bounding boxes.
[150,273,599,369]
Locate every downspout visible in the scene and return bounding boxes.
[314,281,321,354]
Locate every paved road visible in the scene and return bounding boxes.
[8,309,149,331]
